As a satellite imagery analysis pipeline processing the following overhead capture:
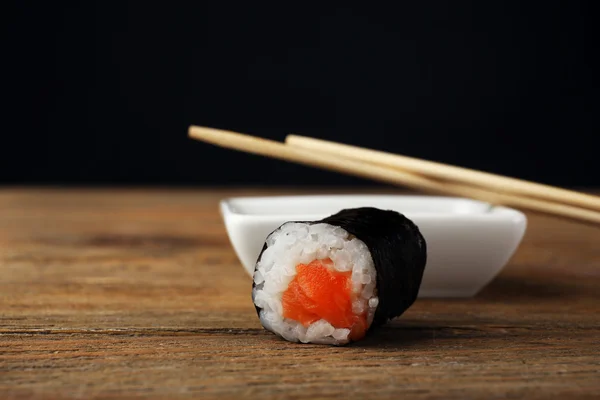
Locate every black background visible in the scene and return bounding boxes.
[4,2,597,187]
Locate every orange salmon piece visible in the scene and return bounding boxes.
[282,259,368,340]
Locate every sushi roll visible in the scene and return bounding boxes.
[252,207,427,345]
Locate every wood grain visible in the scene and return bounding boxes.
[1,188,599,400]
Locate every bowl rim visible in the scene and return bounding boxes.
[220,194,527,223]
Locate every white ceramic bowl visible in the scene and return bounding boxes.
[220,195,527,298]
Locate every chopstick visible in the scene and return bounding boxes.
[188,125,600,225]
[286,135,600,212]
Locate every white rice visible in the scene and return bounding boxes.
[252,222,378,345]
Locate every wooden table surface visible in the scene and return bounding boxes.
[0,188,598,399]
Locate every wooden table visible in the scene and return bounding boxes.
[1,188,598,399]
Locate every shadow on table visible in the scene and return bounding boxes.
[354,323,455,349]
[354,271,586,349]
[478,273,583,302]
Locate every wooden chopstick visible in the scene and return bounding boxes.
[188,125,600,225]
[286,135,600,212]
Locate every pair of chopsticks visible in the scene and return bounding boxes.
[188,125,600,226]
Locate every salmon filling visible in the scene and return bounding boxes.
[282,259,368,341]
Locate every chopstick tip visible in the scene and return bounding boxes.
[188,125,210,140]
[188,125,198,137]
[284,134,301,144]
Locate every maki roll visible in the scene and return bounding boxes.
[252,207,427,345]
